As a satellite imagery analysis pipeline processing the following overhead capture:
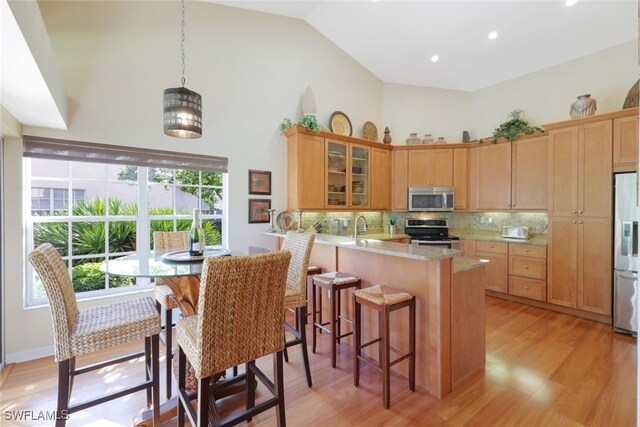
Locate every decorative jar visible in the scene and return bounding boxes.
[570,94,597,119]
[422,134,435,144]
[406,133,421,145]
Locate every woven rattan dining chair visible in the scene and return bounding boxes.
[28,243,161,427]
[176,251,291,427]
[153,230,189,398]
[281,231,315,387]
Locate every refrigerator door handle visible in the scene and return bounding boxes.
[619,272,639,280]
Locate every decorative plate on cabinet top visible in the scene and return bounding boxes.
[276,211,296,232]
[329,111,353,136]
[362,121,378,141]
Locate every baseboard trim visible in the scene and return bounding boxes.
[0,363,15,387]
[5,345,54,364]
[486,290,612,324]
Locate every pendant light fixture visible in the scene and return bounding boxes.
[163,0,202,139]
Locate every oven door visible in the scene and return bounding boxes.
[411,239,460,250]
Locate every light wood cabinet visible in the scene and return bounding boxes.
[286,127,392,212]
[408,149,453,187]
[453,148,468,210]
[287,132,325,210]
[370,148,391,210]
[547,216,611,314]
[509,277,546,301]
[470,143,512,210]
[548,121,612,218]
[507,243,547,302]
[613,115,638,172]
[476,241,508,292]
[392,150,408,211]
[458,239,476,258]
[511,137,547,210]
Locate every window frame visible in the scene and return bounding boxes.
[24,159,226,307]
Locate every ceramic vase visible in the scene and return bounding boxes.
[302,85,317,117]
[383,127,392,144]
[570,94,597,119]
[422,134,434,144]
[436,137,446,144]
[406,133,421,145]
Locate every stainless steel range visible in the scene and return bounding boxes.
[404,218,460,249]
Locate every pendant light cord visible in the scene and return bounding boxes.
[181,0,186,87]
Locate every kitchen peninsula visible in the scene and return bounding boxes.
[266,232,487,398]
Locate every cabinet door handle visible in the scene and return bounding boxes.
[524,286,529,290]
[572,210,577,214]
[578,221,583,224]
[572,220,577,224]
[578,210,583,214]
[507,203,511,207]
[524,266,529,269]
[489,245,494,248]
[524,249,529,252]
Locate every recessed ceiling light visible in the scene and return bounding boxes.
[431,55,439,63]
[566,0,578,6]
[488,31,498,40]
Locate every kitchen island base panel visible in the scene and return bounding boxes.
[452,266,486,386]
[271,233,486,399]
[335,249,452,398]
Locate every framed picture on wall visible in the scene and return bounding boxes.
[248,170,272,195]
[248,199,271,224]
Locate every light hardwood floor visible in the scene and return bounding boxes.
[0,297,636,426]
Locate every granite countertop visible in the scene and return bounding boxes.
[452,257,489,273]
[264,232,461,261]
[451,229,548,246]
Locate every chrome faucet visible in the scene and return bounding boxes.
[354,215,368,241]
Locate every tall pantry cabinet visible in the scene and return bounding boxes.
[547,119,612,316]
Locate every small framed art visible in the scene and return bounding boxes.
[248,169,272,195]
[248,199,271,223]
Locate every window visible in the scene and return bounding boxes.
[31,187,85,215]
[25,158,226,305]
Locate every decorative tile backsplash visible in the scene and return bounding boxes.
[382,211,549,234]
[297,212,384,235]
[296,211,548,236]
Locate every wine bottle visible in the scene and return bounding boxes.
[189,208,205,256]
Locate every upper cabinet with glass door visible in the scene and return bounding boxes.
[326,140,348,208]
[350,144,370,209]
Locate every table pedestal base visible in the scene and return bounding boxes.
[133,376,252,427]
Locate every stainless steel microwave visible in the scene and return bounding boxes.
[408,187,454,211]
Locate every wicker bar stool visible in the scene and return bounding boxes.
[353,285,416,409]
[312,272,362,368]
[280,232,315,387]
[28,244,161,427]
[153,230,189,398]
[176,251,291,427]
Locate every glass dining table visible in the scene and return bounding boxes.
[100,248,238,317]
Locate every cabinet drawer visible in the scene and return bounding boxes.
[509,276,546,301]
[476,241,508,254]
[509,256,546,280]
[509,244,546,259]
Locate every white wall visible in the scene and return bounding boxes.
[382,83,472,144]
[4,1,383,360]
[470,41,638,138]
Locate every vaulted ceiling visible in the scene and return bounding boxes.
[210,0,637,91]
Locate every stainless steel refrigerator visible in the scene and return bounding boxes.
[613,172,639,335]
